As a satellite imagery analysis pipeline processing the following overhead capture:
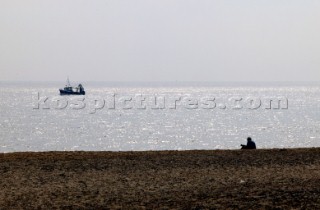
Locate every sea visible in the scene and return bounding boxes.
[0,81,319,152]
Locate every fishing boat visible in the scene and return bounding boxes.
[59,78,85,95]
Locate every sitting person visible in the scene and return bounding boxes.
[241,137,256,149]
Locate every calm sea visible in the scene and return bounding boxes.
[0,81,319,152]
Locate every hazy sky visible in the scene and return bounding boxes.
[1,0,319,82]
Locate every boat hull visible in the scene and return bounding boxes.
[59,89,85,95]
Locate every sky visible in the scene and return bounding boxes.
[0,0,320,82]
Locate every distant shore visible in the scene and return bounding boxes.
[1,148,320,209]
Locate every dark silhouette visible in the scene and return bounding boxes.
[241,137,256,149]
[59,78,85,95]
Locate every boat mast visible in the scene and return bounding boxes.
[66,76,71,87]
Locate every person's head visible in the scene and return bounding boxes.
[247,137,252,142]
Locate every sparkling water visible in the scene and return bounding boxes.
[0,82,319,152]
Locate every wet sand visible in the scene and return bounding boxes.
[1,148,320,209]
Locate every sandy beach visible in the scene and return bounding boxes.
[1,148,320,209]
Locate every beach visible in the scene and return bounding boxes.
[1,148,320,209]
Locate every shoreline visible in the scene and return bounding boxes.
[1,148,320,209]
